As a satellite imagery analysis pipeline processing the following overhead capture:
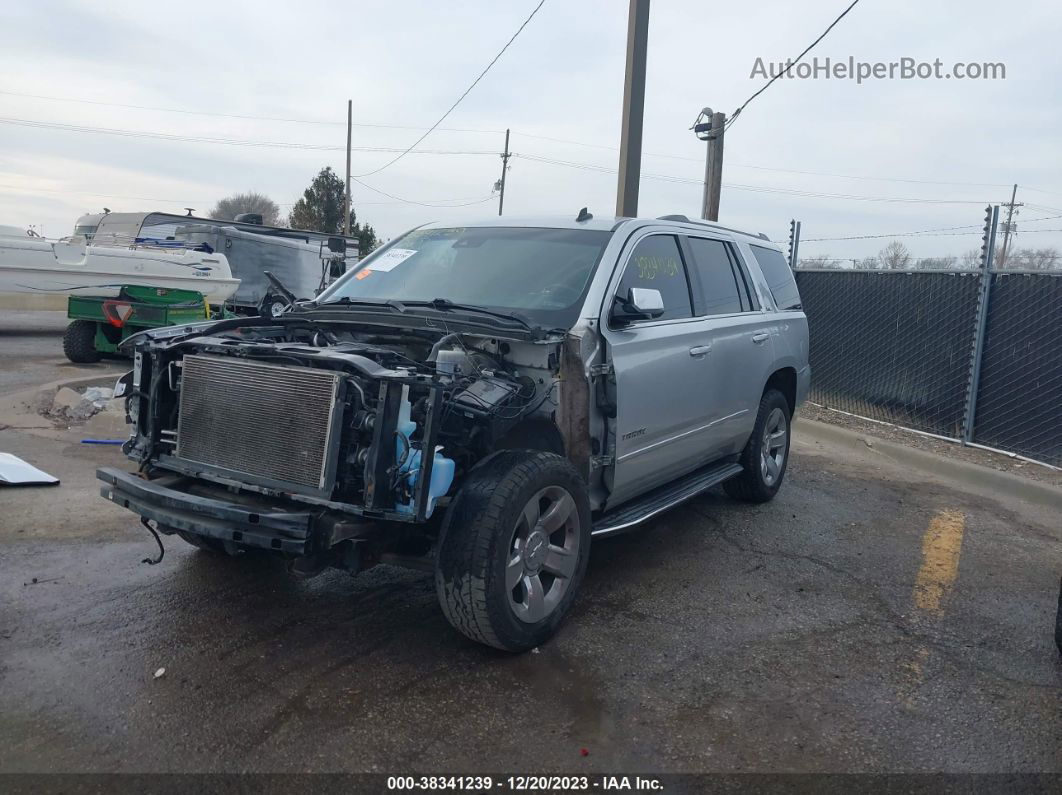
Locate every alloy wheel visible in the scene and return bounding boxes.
[760,407,788,486]
[506,486,581,624]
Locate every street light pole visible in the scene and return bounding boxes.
[615,0,650,218]
[343,99,352,237]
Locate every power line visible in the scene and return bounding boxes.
[0,181,498,210]
[513,152,991,204]
[4,92,1050,196]
[803,224,984,242]
[725,0,863,132]
[0,117,499,155]
[350,177,496,208]
[355,0,547,178]
[0,89,504,134]
[1023,186,1062,199]
[513,134,1014,188]
[0,183,213,205]
[801,214,1062,243]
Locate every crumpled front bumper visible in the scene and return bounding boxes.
[97,467,313,554]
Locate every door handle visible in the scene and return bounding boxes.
[751,333,770,344]
[689,345,712,357]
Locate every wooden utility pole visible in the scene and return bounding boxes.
[498,128,511,216]
[615,0,650,218]
[998,183,1022,268]
[343,99,352,237]
[700,111,726,222]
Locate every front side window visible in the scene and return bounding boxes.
[320,226,612,329]
[750,245,802,310]
[614,235,693,322]
[687,237,744,315]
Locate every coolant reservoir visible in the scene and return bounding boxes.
[394,388,455,518]
[396,446,455,519]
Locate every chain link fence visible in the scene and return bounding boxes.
[794,269,1062,467]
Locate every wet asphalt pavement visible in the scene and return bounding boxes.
[0,311,124,399]
[1,315,1060,775]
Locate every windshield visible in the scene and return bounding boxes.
[317,226,612,328]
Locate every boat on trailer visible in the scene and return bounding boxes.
[0,225,239,304]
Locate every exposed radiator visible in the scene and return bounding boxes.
[175,355,341,492]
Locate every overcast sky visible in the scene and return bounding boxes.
[3,0,1061,261]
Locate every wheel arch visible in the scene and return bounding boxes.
[764,366,797,416]
[493,417,566,457]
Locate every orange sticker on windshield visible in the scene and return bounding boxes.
[355,269,372,280]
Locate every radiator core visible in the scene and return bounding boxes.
[175,354,341,492]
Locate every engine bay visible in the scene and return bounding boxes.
[123,317,567,522]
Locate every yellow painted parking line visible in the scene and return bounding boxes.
[912,509,966,616]
[899,509,966,705]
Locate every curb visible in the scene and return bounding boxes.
[794,417,1062,511]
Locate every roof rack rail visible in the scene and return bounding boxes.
[656,215,772,241]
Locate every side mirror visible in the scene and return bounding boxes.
[612,287,665,324]
[327,236,347,254]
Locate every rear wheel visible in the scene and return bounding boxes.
[724,388,791,503]
[62,320,101,364]
[435,450,591,652]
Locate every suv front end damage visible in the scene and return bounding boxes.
[100,311,589,575]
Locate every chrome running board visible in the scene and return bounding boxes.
[592,461,743,538]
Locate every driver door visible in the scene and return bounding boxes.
[601,233,716,505]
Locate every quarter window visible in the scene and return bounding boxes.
[750,245,802,310]
[614,235,693,322]
[687,238,744,315]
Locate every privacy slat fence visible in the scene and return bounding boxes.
[794,269,1062,467]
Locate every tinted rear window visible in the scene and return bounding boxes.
[750,245,802,310]
[687,238,744,315]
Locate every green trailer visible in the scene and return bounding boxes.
[63,285,210,363]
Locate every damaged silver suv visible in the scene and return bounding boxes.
[98,212,810,651]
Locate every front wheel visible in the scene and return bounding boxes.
[724,388,792,503]
[435,450,591,652]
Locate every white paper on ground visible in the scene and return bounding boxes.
[366,248,417,272]
[0,452,60,485]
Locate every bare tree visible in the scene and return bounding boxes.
[210,192,281,226]
[960,249,982,269]
[855,256,879,270]
[919,256,957,270]
[877,241,911,270]
[796,253,842,269]
[1005,247,1061,271]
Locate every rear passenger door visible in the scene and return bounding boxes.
[682,235,777,456]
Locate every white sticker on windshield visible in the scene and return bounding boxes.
[367,248,417,272]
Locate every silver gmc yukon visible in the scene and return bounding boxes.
[99,211,810,651]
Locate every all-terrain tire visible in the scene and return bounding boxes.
[723,388,792,503]
[62,320,101,364]
[434,450,592,652]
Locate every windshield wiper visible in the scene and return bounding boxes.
[312,296,406,312]
[399,298,535,330]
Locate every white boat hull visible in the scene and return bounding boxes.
[0,235,240,303]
